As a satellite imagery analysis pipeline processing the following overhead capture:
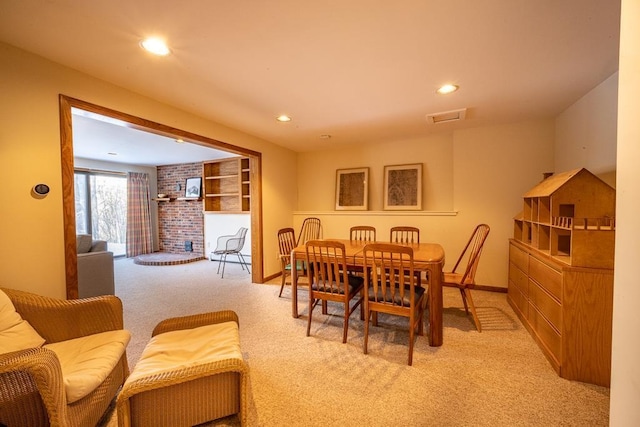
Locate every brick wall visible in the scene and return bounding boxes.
[156,162,204,255]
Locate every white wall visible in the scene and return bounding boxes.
[295,119,555,287]
[610,1,640,424]
[556,72,618,187]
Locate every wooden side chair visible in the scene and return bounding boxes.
[348,225,377,275]
[390,226,420,244]
[277,227,299,297]
[362,243,426,365]
[350,225,376,242]
[297,217,322,245]
[443,224,491,332]
[304,240,364,343]
[390,226,423,286]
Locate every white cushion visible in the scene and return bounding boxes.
[44,329,131,404]
[0,290,46,354]
[126,321,241,384]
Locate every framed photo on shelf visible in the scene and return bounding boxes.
[335,167,369,210]
[184,177,202,198]
[383,163,422,210]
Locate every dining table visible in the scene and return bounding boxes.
[290,238,446,347]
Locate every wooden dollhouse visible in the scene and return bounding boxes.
[508,168,615,387]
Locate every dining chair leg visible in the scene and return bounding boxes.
[307,298,314,337]
[278,272,286,297]
[342,303,349,343]
[363,307,371,355]
[408,321,415,366]
[459,288,469,314]
[464,289,482,332]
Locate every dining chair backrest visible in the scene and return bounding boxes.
[363,243,417,308]
[297,217,322,246]
[277,227,299,297]
[305,239,351,296]
[277,228,297,259]
[451,224,491,285]
[350,225,376,242]
[390,226,420,244]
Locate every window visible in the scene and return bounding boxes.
[74,171,127,257]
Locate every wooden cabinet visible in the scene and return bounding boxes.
[202,157,250,212]
[508,168,615,387]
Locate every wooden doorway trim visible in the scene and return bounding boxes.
[59,95,264,299]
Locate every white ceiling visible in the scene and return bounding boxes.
[0,1,621,164]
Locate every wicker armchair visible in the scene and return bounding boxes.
[117,310,248,426]
[0,288,130,427]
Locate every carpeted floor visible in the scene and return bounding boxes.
[105,258,609,426]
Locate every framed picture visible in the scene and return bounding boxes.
[335,167,369,210]
[383,163,422,210]
[185,177,202,198]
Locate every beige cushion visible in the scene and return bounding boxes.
[127,321,241,384]
[0,290,46,354]
[44,329,131,404]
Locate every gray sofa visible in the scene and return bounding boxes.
[76,234,115,298]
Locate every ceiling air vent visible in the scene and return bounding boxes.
[426,108,467,125]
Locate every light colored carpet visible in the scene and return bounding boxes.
[105,258,609,426]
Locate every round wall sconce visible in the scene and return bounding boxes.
[32,183,50,199]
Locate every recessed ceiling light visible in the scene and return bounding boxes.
[140,37,170,56]
[276,115,291,122]
[437,84,459,95]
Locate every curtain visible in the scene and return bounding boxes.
[126,172,153,257]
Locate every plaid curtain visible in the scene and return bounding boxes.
[126,172,153,257]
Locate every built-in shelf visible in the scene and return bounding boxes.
[203,157,250,212]
[153,197,201,202]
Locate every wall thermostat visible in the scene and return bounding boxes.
[33,184,50,196]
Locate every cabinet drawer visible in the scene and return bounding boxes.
[509,262,528,297]
[529,281,562,332]
[508,282,528,318]
[509,243,529,273]
[529,302,562,362]
[529,256,562,301]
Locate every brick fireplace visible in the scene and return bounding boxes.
[156,162,204,256]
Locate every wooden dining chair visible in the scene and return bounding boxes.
[348,226,376,275]
[390,226,420,244]
[297,217,322,246]
[277,227,301,297]
[350,225,376,242]
[304,240,364,343]
[390,226,423,286]
[362,243,426,365]
[443,224,490,332]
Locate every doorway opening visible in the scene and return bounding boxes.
[59,95,264,299]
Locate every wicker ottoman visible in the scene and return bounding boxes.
[116,310,248,427]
